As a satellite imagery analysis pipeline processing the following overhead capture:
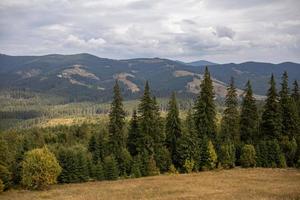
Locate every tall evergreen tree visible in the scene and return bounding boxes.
[279,71,299,139]
[292,80,300,116]
[165,92,182,167]
[260,74,282,140]
[240,81,259,144]
[108,81,126,155]
[220,77,239,143]
[194,67,216,141]
[127,110,140,156]
[137,81,156,154]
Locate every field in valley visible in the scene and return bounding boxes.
[2,168,300,200]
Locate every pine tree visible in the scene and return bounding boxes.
[220,77,239,143]
[88,134,98,163]
[94,162,104,181]
[199,136,217,170]
[104,155,119,180]
[219,141,236,169]
[108,81,126,155]
[260,74,282,140]
[194,67,216,141]
[279,71,300,139]
[127,110,140,156]
[240,81,259,144]
[165,92,182,167]
[176,109,200,170]
[138,81,155,154]
[292,80,300,116]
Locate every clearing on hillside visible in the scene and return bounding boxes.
[2,168,300,200]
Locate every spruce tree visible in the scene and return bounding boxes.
[292,80,300,116]
[104,155,119,180]
[260,74,282,140]
[220,77,239,143]
[165,92,182,167]
[138,81,155,154]
[279,71,300,139]
[176,109,200,170]
[240,81,259,144]
[127,110,140,156]
[88,134,98,163]
[109,80,126,154]
[194,67,216,141]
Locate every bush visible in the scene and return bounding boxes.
[21,147,61,190]
[147,155,160,176]
[168,164,179,175]
[130,156,142,178]
[183,159,195,173]
[199,138,218,170]
[240,144,256,168]
[219,142,236,169]
[0,179,4,193]
[57,146,90,183]
[0,164,11,190]
[104,155,119,180]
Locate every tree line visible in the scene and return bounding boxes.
[0,68,300,191]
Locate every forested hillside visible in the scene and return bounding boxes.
[0,68,299,192]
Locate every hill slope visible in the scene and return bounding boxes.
[2,168,300,200]
[0,53,299,102]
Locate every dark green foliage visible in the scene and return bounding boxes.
[256,140,286,168]
[280,136,298,167]
[127,110,140,156]
[165,92,182,167]
[0,164,11,190]
[57,146,90,183]
[199,136,217,170]
[146,155,160,176]
[240,81,259,144]
[176,109,200,170]
[260,75,282,140]
[279,72,300,139]
[240,144,256,168]
[154,146,172,172]
[108,81,126,156]
[194,67,216,141]
[88,134,98,163]
[104,155,119,180]
[292,80,300,116]
[117,148,132,176]
[93,162,104,181]
[137,82,156,154]
[220,77,239,143]
[130,156,142,178]
[219,142,236,169]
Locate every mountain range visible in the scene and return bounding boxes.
[0,53,299,102]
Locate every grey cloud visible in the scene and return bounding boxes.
[0,0,299,63]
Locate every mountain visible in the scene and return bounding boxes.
[186,60,218,66]
[0,53,299,102]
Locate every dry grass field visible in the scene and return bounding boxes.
[2,168,300,200]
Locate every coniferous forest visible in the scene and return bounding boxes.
[0,68,300,191]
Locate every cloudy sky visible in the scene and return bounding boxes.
[0,0,299,63]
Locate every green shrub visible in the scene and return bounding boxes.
[168,164,179,175]
[240,144,256,168]
[219,142,236,169]
[21,147,61,190]
[130,157,142,178]
[183,159,195,173]
[147,156,160,176]
[0,179,4,193]
[0,164,11,190]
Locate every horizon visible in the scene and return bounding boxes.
[1,52,300,65]
[0,0,300,63]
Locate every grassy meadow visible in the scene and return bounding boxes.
[2,168,300,200]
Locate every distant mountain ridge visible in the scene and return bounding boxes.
[0,53,299,102]
[186,60,218,66]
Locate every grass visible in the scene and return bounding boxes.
[2,168,300,200]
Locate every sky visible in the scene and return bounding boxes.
[0,0,300,63]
